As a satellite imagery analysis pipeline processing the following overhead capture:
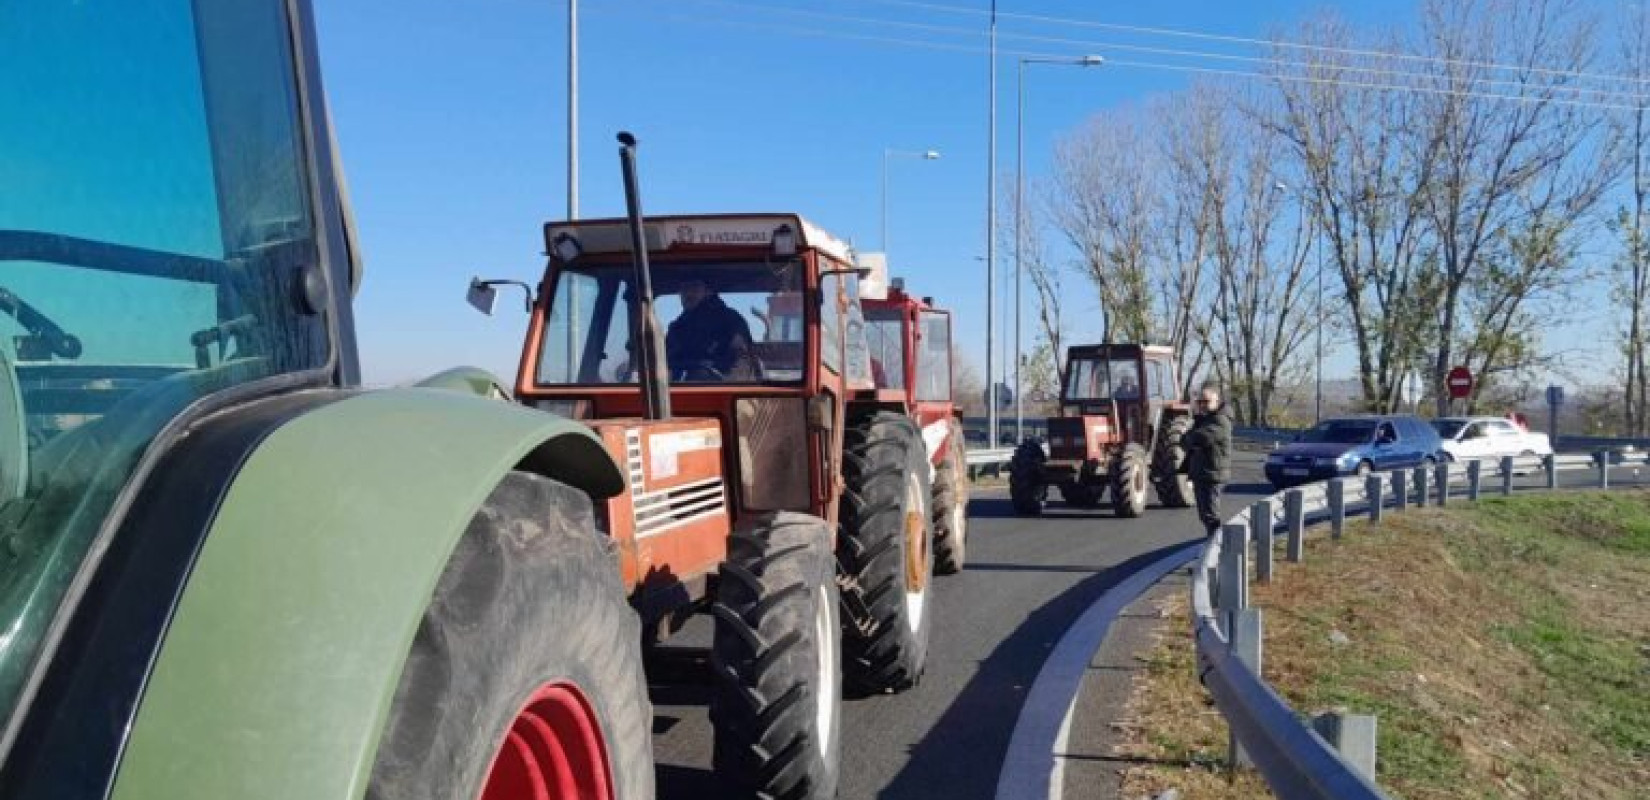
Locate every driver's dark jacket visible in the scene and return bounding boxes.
[1184,404,1232,484]
[665,294,751,375]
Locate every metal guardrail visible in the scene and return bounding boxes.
[1188,450,1643,799]
[965,447,1014,480]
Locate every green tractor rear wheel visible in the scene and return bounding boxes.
[367,472,654,800]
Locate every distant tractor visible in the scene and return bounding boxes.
[859,268,969,574]
[1009,344,1194,517]
[472,156,944,793]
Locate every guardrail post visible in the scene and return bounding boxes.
[1596,450,1611,489]
[1467,459,1482,501]
[1284,489,1306,563]
[1328,478,1346,540]
[1311,712,1379,782]
[1501,455,1515,496]
[1226,608,1264,769]
[1250,500,1275,584]
[1366,474,1384,524]
[1392,470,1408,511]
[1413,465,1429,507]
[1216,523,1248,613]
[1435,460,1450,506]
[1544,453,1558,489]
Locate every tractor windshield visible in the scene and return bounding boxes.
[1,1,329,728]
[537,260,807,385]
[1064,357,1143,401]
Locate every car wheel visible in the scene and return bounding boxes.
[1355,460,1373,478]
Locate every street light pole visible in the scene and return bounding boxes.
[986,0,998,447]
[882,148,940,254]
[568,0,578,220]
[1015,54,1102,443]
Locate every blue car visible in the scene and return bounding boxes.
[1264,415,1444,489]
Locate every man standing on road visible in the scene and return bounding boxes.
[1184,383,1232,535]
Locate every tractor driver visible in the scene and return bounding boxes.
[666,278,753,380]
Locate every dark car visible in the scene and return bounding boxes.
[1264,415,1444,489]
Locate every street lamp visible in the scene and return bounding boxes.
[1015,54,1103,441]
[881,148,941,254]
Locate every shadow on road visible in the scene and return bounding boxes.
[875,538,1200,800]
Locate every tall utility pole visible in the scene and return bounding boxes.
[986,0,998,447]
[568,0,579,220]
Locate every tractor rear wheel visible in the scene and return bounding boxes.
[710,513,842,800]
[1153,415,1194,508]
[932,419,969,575]
[367,472,654,800]
[839,411,936,694]
[1111,444,1150,518]
[1009,439,1048,516]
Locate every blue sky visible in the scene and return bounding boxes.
[314,0,1613,388]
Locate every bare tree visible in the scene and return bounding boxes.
[1267,15,1443,412]
[1152,85,1225,396]
[1410,0,1614,415]
[999,174,1067,404]
[1615,1,1650,435]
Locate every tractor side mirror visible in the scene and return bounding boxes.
[466,278,499,316]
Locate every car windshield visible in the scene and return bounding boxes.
[1299,419,1378,444]
[1432,420,1467,439]
[1,1,328,727]
[537,260,806,385]
[1064,357,1142,401]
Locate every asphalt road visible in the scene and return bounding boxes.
[645,453,1280,799]
[642,449,1647,798]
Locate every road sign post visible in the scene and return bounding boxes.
[1447,366,1472,415]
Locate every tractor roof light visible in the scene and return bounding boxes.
[772,224,797,257]
[551,232,583,263]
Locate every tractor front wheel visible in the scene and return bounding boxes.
[839,411,936,694]
[1009,439,1048,516]
[366,472,654,800]
[1111,444,1151,518]
[710,513,842,800]
[932,418,970,575]
[1153,416,1194,508]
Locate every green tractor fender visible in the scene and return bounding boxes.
[109,386,622,800]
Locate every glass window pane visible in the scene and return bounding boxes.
[865,310,906,391]
[916,312,950,402]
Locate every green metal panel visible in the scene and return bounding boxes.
[414,365,512,398]
[110,387,622,800]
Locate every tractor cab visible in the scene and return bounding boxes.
[858,266,955,440]
[1057,344,1178,450]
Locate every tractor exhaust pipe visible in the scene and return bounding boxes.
[618,131,671,420]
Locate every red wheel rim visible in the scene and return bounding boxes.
[479,683,615,800]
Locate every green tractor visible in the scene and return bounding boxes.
[1,3,652,799]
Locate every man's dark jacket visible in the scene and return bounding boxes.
[666,294,751,374]
[1183,404,1232,484]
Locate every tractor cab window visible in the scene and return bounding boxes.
[864,308,906,391]
[915,311,951,402]
[537,260,806,385]
[1064,357,1144,401]
[2,0,331,727]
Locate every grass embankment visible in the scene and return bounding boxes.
[1115,491,1650,799]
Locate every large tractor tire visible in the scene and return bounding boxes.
[1152,415,1195,509]
[710,513,843,800]
[1111,444,1151,518]
[932,419,970,575]
[839,411,936,694]
[1009,439,1048,516]
[367,472,654,800]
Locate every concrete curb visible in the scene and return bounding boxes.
[994,541,1204,800]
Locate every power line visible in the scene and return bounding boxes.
[854,0,1650,88]
[612,1,1644,112]
[666,0,1650,104]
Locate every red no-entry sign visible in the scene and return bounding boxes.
[1447,366,1473,399]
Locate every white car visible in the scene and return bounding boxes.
[1430,416,1553,463]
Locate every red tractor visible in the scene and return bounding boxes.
[1009,343,1194,517]
[468,135,944,798]
[858,267,969,574]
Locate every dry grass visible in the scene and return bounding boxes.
[1114,490,1650,800]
